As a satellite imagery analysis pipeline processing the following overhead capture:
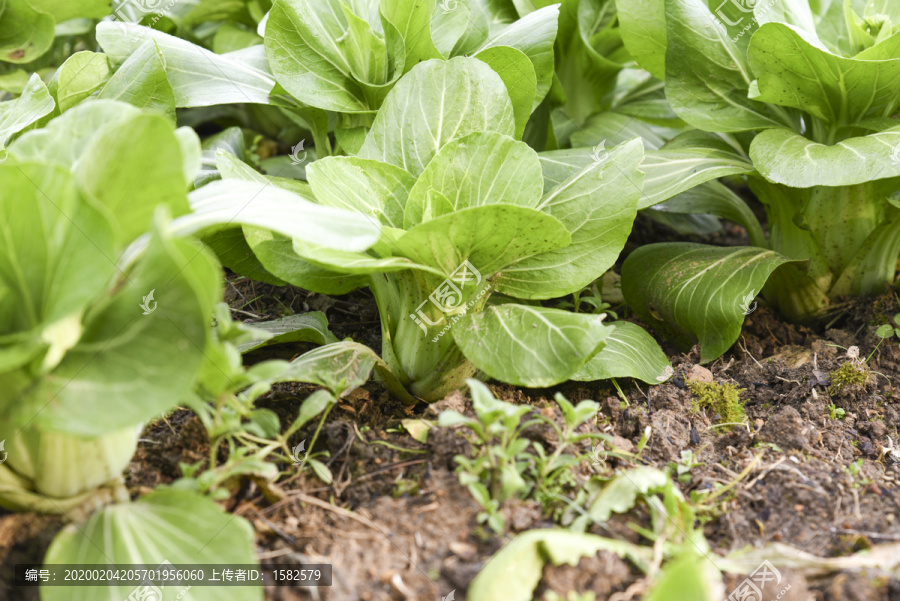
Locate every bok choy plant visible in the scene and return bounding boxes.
[610,0,900,360]
[0,98,220,512]
[0,0,110,65]
[0,81,382,506]
[262,0,559,130]
[233,56,674,401]
[0,75,386,596]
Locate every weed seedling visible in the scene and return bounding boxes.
[875,313,900,346]
[439,380,606,532]
[844,458,871,489]
[828,403,846,420]
[667,450,705,484]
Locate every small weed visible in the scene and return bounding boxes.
[844,458,871,489]
[828,403,846,420]
[439,380,606,532]
[666,450,704,484]
[875,313,900,345]
[392,478,420,498]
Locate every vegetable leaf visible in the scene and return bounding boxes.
[453,305,612,387]
[622,243,792,363]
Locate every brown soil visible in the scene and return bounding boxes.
[3,250,900,601]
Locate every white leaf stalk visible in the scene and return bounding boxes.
[0,426,138,514]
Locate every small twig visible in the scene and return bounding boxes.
[738,337,764,369]
[746,456,787,488]
[265,492,384,532]
[710,462,740,479]
[829,528,900,541]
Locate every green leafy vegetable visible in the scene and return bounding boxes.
[240,57,653,400]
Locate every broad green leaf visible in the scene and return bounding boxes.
[44,489,261,601]
[404,132,544,228]
[431,0,470,56]
[467,529,651,601]
[180,0,254,26]
[752,0,818,38]
[832,216,900,296]
[336,1,390,85]
[200,227,286,286]
[291,237,445,276]
[496,139,644,299]
[244,228,369,294]
[453,305,611,387]
[748,23,900,124]
[646,210,723,236]
[750,125,900,187]
[97,39,177,121]
[572,321,672,385]
[237,312,339,353]
[276,341,384,397]
[616,0,666,79]
[307,156,415,229]
[588,466,672,522]
[394,204,571,277]
[8,100,141,168]
[215,149,313,197]
[0,0,54,64]
[475,45,537,139]
[640,144,756,210]
[97,22,276,107]
[358,57,516,177]
[13,227,220,436]
[0,73,54,146]
[651,181,767,248]
[177,179,381,252]
[536,149,596,191]
[213,21,263,54]
[264,0,373,112]
[475,4,559,109]
[380,0,442,70]
[664,0,785,132]
[335,125,368,154]
[0,69,30,94]
[56,51,111,112]
[203,152,306,284]
[75,113,189,246]
[28,0,109,21]
[570,110,679,152]
[448,0,492,55]
[645,552,722,601]
[175,126,202,183]
[554,0,626,122]
[807,0,857,56]
[0,163,115,337]
[622,243,792,363]
[614,77,684,126]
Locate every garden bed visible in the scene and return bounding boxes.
[4,273,898,601]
